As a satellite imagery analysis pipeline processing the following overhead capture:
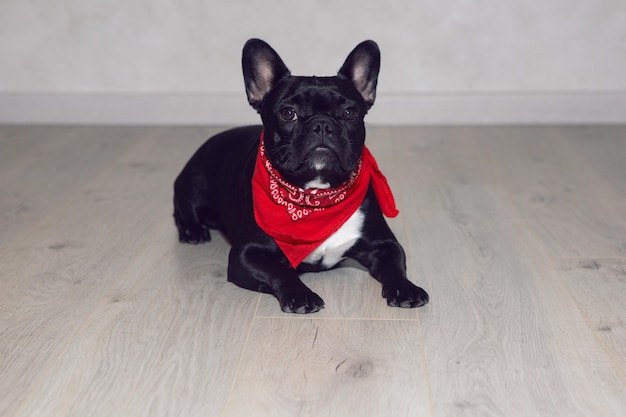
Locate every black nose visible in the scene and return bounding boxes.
[313,120,333,135]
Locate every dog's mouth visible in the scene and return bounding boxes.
[277,146,356,189]
[303,146,340,171]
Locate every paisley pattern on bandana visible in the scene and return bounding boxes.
[258,140,363,221]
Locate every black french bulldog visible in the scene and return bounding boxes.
[173,39,429,313]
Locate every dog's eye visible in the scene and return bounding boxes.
[279,107,298,122]
[343,107,358,121]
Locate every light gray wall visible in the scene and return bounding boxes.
[1,0,625,124]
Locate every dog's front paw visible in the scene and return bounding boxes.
[278,288,325,314]
[382,280,429,308]
[176,222,211,244]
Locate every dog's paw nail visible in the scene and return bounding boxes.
[280,291,325,314]
[178,226,212,244]
[382,282,429,308]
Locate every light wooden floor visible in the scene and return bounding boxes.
[0,125,625,417]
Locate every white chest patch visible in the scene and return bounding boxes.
[304,177,331,190]
[302,208,365,268]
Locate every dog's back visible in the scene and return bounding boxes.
[173,125,262,244]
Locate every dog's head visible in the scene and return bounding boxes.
[242,39,380,189]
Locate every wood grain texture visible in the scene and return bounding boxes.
[568,126,626,198]
[1,125,625,417]
[394,127,626,417]
[0,127,139,250]
[479,126,626,258]
[556,258,626,382]
[0,129,165,413]
[0,126,247,416]
[223,318,430,417]
[15,231,259,417]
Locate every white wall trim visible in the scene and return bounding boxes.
[1,92,625,125]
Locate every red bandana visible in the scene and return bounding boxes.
[252,131,399,268]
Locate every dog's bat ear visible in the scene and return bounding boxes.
[242,39,291,111]
[338,40,380,109]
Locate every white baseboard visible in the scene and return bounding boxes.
[1,92,625,125]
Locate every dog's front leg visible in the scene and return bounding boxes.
[227,242,325,313]
[349,235,429,308]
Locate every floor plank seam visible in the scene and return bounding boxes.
[220,294,262,417]
[415,309,435,417]
[400,193,435,417]
[250,316,422,321]
[552,256,626,262]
